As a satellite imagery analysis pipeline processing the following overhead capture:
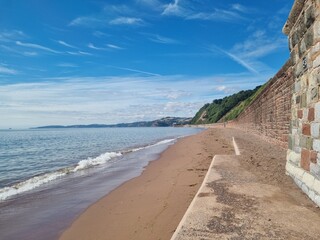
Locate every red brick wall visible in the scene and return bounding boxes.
[229,60,294,148]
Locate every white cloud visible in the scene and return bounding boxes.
[57,40,77,49]
[69,17,105,27]
[88,43,108,50]
[108,66,160,76]
[0,30,25,42]
[106,44,124,50]
[147,34,179,44]
[67,51,93,56]
[0,65,18,75]
[109,17,144,25]
[162,0,184,16]
[209,28,287,75]
[231,4,248,13]
[16,41,61,54]
[93,31,109,38]
[0,73,271,128]
[161,1,247,23]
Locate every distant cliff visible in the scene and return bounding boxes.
[34,117,192,129]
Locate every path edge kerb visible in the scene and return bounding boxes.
[170,154,218,240]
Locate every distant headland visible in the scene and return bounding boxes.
[32,117,192,129]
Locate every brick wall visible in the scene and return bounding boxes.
[230,0,320,207]
[229,60,294,149]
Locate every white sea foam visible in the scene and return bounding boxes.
[0,138,176,201]
[73,152,122,172]
[130,138,176,152]
[0,151,122,201]
[0,170,68,201]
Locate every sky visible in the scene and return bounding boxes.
[0,0,293,128]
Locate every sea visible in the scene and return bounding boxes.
[0,127,202,240]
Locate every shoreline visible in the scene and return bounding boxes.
[59,128,234,240]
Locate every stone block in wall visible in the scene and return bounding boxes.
[309,68,320,88]
[302,170,316,189]
[311,42,320,58]
[301,148,311,171]
[308,107,315,121]
[291,31,299,49]
[287,149,301,166]
[295,79,302,92]
[301,92,307,107]
[313,21,320,41]
[291,48,299,64]
[313,55,320,68]
[307,87,319,104]
[311,162,320,178]
[298,40,307,58]
[315,102,320,120]
[302,123,311,135]
[311,122,320,138]
[304,29,314,50]
[310,150,318,163]
[305,5,315,29]
[295,60,304,77]
[313,138,320,152]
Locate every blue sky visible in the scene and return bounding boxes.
[0,0,292,128]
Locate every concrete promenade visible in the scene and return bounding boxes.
[171,134,320,240]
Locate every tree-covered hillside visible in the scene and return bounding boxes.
[191,86,262,124]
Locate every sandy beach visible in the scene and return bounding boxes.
[59,128,234,240]
[60,127,320,240]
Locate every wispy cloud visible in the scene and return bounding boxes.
[187,9,246,22]
[0,30,26,42]
[16,41,61,54]
[1,44,38,57]
[88,43,108,50]
[93,31,109,38]
[57,40,77,49]
[67,51,93,56]
[106,44,124,50]
[147,34,179,44]
[109,17,144,25]
[220,48,259,74]
[232,30,287,59]
[108,66,161,76]
[162,0,247,22]
[162,0,183,16]
[0,65,18,75]
[68,17,105,27]
[231,4,249,13]
[210,29,287,75]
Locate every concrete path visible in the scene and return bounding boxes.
[171,137,320,240]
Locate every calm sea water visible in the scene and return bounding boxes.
[0,127,201,240]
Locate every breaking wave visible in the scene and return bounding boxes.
[0,137,176,201]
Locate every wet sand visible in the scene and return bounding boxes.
[59,129,234,240]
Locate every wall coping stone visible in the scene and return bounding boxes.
[283,0,306,35]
